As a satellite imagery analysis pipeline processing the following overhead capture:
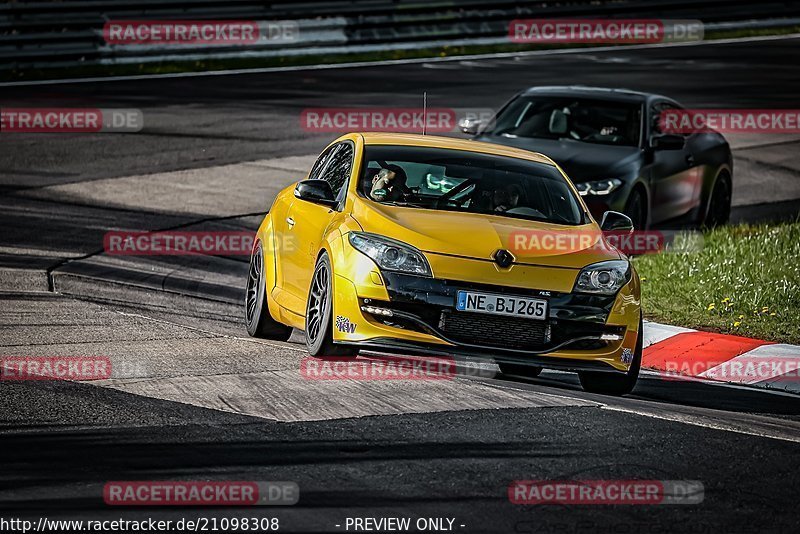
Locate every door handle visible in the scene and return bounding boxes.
[286,217,295,229]
[685,154,695,166]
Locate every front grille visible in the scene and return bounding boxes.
[439,311,550,350]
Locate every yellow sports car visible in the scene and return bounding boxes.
[245,133,642,395]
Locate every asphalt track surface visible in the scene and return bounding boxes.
[2,36,800,533]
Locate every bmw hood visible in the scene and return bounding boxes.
[351,198,621,270]
[475,135,641,182]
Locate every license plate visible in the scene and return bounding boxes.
[455,290,548,320]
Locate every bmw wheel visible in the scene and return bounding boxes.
[623,188,647,230]
[704,174,731,227]
[245,240,293,340]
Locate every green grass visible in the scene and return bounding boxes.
[633,221,800,344]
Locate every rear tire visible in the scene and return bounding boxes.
[498,362,543,378]
[578,316,642,396]
[245,240,293,341]
[703,174,731,228]
[305,252,359,357]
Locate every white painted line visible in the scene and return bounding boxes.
[638,369,800,399]
[601,403,800,443]
[4,33,800,87]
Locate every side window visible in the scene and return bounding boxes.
[651,102,667,135]
[322,143,354,200]
[652,102,686,137]
[308,146,335,181]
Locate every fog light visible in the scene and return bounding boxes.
[600,333,623,341]
[361,305,394,317]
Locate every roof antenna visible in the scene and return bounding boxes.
[422,91,427,135]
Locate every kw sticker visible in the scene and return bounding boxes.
[335,316,357,334]
[621,348,634,364]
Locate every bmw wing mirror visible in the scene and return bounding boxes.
[294,179,338,207]
[458,117,484,135]
[600,211,634,234]
[650,133,685,151]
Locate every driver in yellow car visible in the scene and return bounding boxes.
[369,166,408,202]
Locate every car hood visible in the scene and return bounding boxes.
[475,135,641,182]
[350,198,620,270]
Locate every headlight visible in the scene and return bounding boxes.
[575,179,623,196]
[349,232,432,277]
[574,260,631,295]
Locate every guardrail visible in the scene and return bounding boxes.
[2,0,799,75]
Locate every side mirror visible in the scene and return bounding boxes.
[600,211,634,233]
[650,134,685,151]
[294,179,337,207]
[458,117,484,135]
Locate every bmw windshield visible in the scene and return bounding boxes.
[484,96,643,147]
[359,145,587,226]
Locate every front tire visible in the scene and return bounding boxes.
[245,240,293,340]
[305,252,359,357]
[578,316,642,396]
[623,188,647,230]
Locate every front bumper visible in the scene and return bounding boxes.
[330,246,641,373]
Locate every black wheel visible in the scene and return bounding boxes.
[578,316,642,396]
[305,252,359,357]
[623,188,647,230]
[245,240,293,340]
[703,174,731,228]
[498,362,542,378]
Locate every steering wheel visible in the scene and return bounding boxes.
[435,179,475,208]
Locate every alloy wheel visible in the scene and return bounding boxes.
[245,243,263,327]
[306,262,329,344]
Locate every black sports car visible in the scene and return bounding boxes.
[465,86,733,229]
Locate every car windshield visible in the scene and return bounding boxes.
[359,145,586,226]
[484,96,643,147]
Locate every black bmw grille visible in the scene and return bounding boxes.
[439,311,550,350]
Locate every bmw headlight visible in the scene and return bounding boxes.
[349,232,432,277]
[574,260,631,295]
[575,179,623,196]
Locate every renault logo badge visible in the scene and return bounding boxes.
[493,249,514,268]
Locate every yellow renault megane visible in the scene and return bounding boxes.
[245,133,642,395]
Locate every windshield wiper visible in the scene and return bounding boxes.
[380,200,425,208]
